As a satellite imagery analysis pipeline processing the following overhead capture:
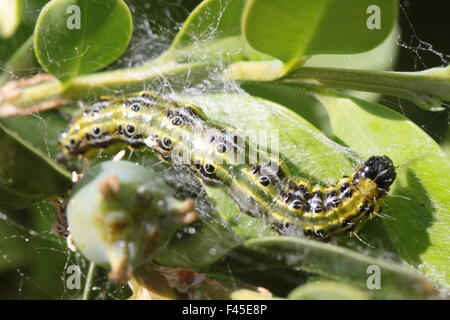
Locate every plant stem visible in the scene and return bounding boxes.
[82,262,97,300]
[2,52,450,112]
[281,66,450,111]
[1,54,209,109]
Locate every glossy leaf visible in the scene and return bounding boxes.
[0,122,71,210]
[0,21,32,65]
[34,0,132,84]
[0,36,41,85]
[240,27,399,135]
[242,0,397,69]
[22,0,50,27]
[169,0,270,63]
[0,0,23,38]
[315,92,450,288]
[245,237,439,299]
[171,0,243,46]
[0,110,69,157]
[154,219,241,270]
[0,0,49,64]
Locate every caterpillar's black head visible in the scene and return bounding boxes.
[359,156,396,191]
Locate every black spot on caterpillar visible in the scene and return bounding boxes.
[60,91,396,239]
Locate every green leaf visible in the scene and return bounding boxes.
[304,23,399,101]
[244,237,439,299]
[0,215,29,273]
[154,217,242,270]
[169,0,270,63]
[22,0,51,27]
[242,0,397,70]
[0,21,32,64]
[315,92,450,288]
[171,0,242,46]
[0,0,49,64]
[305,24,399,72]
[0,36,40,85]
[0,0,23,38]
[0,110,69,158]
[239,26,399,134]
[34,0,132,85]
[0,122,71,210]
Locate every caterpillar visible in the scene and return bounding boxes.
[59,91,396,240]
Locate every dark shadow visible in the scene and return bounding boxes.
[349,168,435,266]
[385,168,435,266]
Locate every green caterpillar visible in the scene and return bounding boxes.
[60,91,396,239]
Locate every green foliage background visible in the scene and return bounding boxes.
[0,0,448,299]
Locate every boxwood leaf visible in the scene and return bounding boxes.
[169,0,271,63]
[34,0,132,85]
[244,237,439,299]
[0,0,23,38]
[0,122,71,210]
[242,0,397,70]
